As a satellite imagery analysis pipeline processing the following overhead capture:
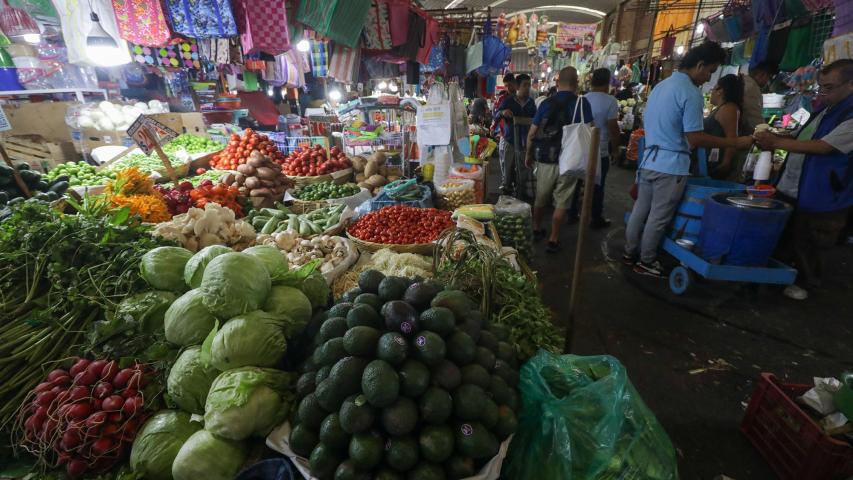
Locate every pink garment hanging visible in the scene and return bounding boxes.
[388,0,410,46]
[329,44,360,83]
[234,0,291,56]
[111,0,174,47]
[416,15,439,65]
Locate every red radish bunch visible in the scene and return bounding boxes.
[153,181,194,215]
[280,145,351,177]
[18,358,153,478]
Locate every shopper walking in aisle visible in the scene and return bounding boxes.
[624,41,753,277]
[704,74,747,181]
[494,74,536,196]
[469,96,490,128]
[567,67,621,228]
[493,73,517,194]
[525,66,593,253]
[741,62,778,132]
[754,59,853,300]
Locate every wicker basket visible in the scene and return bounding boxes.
[346,231,436,256]
[291,168,353,187]
[289,198,327,214]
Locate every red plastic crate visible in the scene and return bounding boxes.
[741,373,853,479]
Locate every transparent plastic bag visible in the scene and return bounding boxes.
[494,195,533,258]
[436,178,475,211]
[504,351,678,480]
[449,163,485,202]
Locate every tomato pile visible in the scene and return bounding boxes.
[189,180,243,216]
[19,359,153,478]
[210,129,285,170]
[348,205,454,244]
[280,145,351,177]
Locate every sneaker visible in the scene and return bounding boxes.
[634,260,666,278]
[783,285,809,300]
[590,218,612,229]
[622,252,637,265]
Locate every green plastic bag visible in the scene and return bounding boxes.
[503,351,678,480]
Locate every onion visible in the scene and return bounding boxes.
[101,395,123,412]
[69,359,90,377]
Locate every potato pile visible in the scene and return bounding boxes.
[352,151,402,194]
[220,151,294,199]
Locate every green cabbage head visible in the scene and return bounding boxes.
[273,259,329,309]
[130,410,201,480]
[164,289,217,346]
[167,346,220,414]
[208,311,287,371]
[264,285,312,336]
[243,245,289,281]
[204,367,293,441]
[113,290,178,334]
[184,245,233,289]
[141,246,193,292]
[171,429,247,480]
[200,252,271,319]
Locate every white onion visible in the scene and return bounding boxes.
[97,117,115,131]
[77,115,94,128]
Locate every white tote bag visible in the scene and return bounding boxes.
[558,96,593,175]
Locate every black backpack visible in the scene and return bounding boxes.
[532,96,574,163]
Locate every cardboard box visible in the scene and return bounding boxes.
[2,135,79,172]
[2,101,76,143]
[72,128,136,153]
[149,112,208,137]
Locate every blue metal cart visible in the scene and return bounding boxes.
[629,140,798,295]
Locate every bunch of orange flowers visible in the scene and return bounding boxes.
[105,167,171,223]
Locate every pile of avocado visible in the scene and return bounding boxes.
[0,163,69,206]
[290,270,521,480]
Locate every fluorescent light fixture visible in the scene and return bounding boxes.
[22,33,40,44]
[86,13,128,67]
[445,0,464,8]
[377,80,388,90]
[497,5,606,19]
[489,0,507,6]
[676,45,685,55]
[296,39,310,52]
[696,23,705,35]
[328,89,342,101]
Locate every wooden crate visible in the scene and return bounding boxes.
[2,135,79,172]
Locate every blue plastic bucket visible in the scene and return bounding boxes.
[669,178,745,242]
[696,193,792,266]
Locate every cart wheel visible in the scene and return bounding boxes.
[669,266,691,295]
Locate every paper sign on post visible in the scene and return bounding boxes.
[126,114,178,155]
[0,105,12,132]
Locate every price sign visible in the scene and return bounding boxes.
[0,105,11,132]
[126,114,178,155]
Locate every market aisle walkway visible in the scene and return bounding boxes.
[485,160,853,479]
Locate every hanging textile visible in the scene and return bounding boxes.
[50,0,132,66]
[163,0,238,38]
[233,0,291,56]
[393,10,425,61]
[329,44,360,83]
[278,49,308,87]
[823,32,853,62]
[111,0,173,47]
[416,15,439,65]
[198,38,230,64]
[362,0,393,51]
[388,0,409,46]
[447,40,467,78]
[751,0,784,30]
[297,0,371,48]
[309,39,328,77]
[129,40,200,68]
[423,38,445,72]
[779,20,814,70]
[660,29,676,57]
[834,0,853,36]
[652,0,695,39]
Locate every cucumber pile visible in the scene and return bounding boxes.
[246,203,347,236]
[290,270,520,480]
[0,163,69,206]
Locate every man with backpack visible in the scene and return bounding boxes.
[525,66,593,253]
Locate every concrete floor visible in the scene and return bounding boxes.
[486,160,853,479]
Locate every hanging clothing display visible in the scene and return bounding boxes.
[329,44,360,83]
[50,0,132,66]
[233,0,291,56]
[163,0,238,38]
[129,40,200,68]
[780,20,815,70]
[111,0,173,47]
[362,0,393,51]
[309,39,328,77]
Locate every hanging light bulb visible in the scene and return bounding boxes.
[675,45,685,56]
[696,23,705,35]
[267,86,274,97]
[389,82,398,93]
[377,80,388,90]
[329,89,342,102]
[86,12,127,66]
[546,66,552,73]
[0,0,41,44]
[296,39,310,52]
[540,71,546,78]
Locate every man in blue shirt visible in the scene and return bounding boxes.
[524,66,593,253]
[494,73,536,195]
[625,41,754,277]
